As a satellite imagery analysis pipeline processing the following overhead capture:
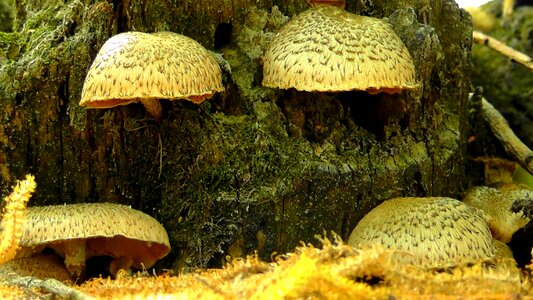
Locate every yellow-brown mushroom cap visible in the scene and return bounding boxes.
[0,254,73,283]
[463,184,531,243]
[19,203,170,269]
[80,31,224,109]
[348,197,496,269]
[262,6,418,93]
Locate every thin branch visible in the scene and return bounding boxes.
[476,95,533,175]
[5,275,94,300]
[472,30,533,71]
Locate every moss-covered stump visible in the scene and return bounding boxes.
[0,0,472,271]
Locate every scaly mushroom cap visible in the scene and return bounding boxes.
[80,31,224,109]
[262,6,418,93]
[0,254,73,283]
[463,185,531,243]
[348,197,496,269]
[19,203,170,270]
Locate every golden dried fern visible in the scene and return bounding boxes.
[0,175,36,264]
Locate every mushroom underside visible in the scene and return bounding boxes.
[19,236,169,278]
[81,94,215,121]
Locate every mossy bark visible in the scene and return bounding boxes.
[0,0,472,271]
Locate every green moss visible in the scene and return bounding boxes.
[0,0,13,32]
[0,31,20,62]
[157,100,310,268]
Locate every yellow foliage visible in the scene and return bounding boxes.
[75,235,528,299]
[0,174,36,265]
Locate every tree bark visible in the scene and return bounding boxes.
[0,0,473,271]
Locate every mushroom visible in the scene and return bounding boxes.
[463,184,531,243]
[348,197,497,268]
[262,6,418,94]
[17,203,170,279]
[0,254,73,283]
[80,31,225,121]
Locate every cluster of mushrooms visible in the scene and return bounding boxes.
[15,0,529,285]
[79,3,418,120]
[349,185,531,271]
[50,0,419,281]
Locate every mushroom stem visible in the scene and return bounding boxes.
[62,239,87,279]
[140,98,163,121]
[109,256,134,278]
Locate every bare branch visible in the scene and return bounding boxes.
[475,95,533,175]
[5,275,94,300]
[473,30,533,71]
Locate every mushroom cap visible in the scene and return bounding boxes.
[463,185,531,243]
[20,203,170,269]
[348,197,496,268]
[80,31,224,108]
[0,254,73,283]
[262,6,418,93]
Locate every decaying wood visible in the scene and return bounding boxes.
[474,94,533,175]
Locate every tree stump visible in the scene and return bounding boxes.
[0,0,473,271]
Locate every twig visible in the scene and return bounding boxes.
[5,275,94,300]
[193,275,231,297]
[472,30,533,71]
[502,0,514,21]
[476,95,533,175]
